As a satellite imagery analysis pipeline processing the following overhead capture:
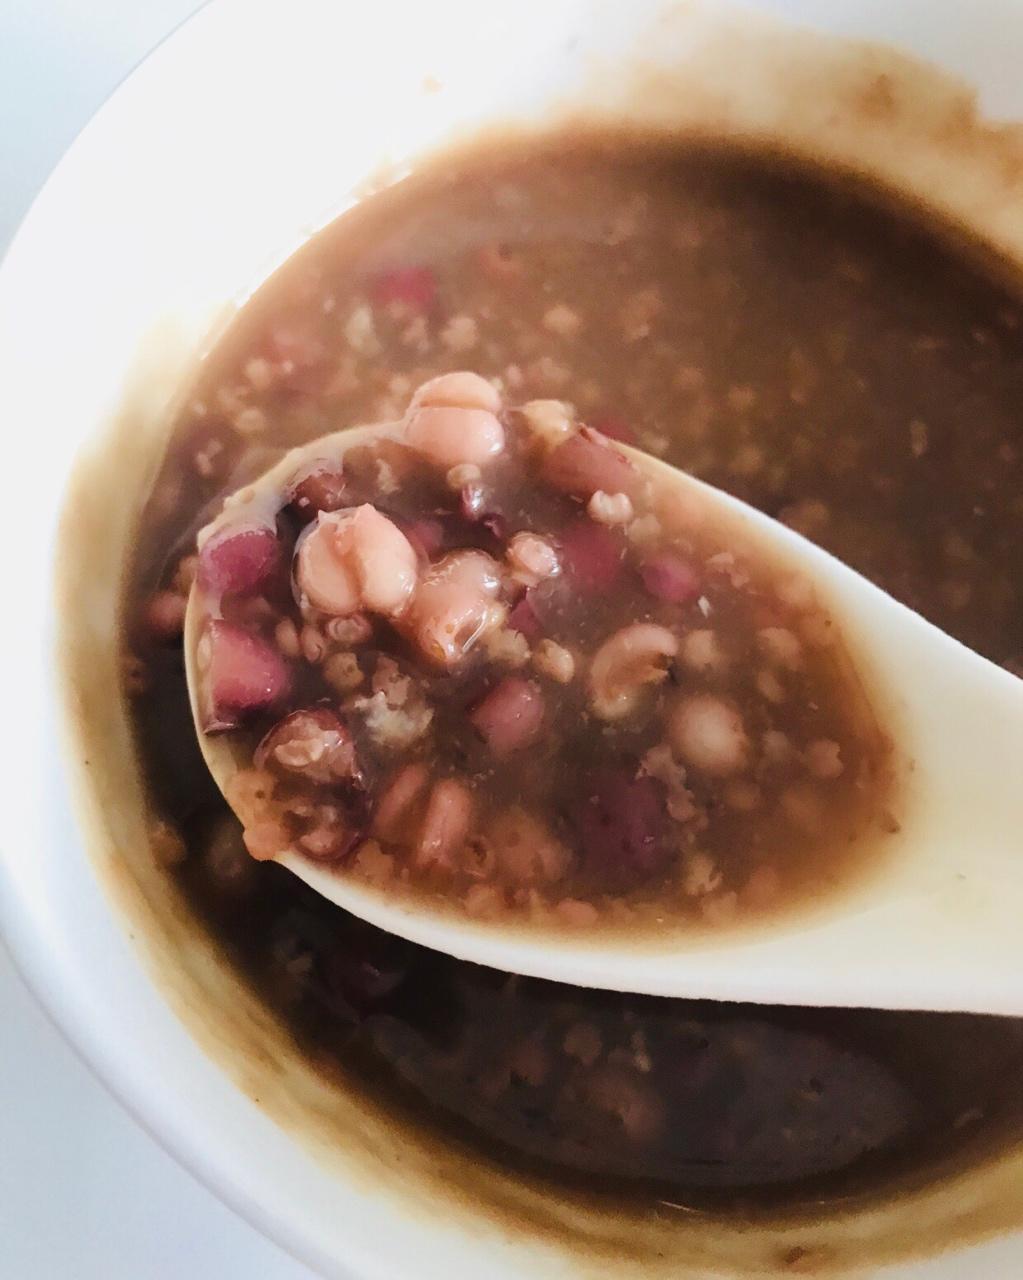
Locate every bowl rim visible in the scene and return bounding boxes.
[0,7,362,1274]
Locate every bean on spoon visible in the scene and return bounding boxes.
[184,373,1023,1016]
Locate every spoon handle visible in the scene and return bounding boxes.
[812,585,1023,1013]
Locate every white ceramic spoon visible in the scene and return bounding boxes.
[185,424,1023,1017]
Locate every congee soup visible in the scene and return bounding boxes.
[124,137,1023,1215]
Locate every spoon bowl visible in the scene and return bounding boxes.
[186,422,1023,1016]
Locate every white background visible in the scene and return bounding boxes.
[0,2,313,1275]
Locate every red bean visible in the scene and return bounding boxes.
[370,265,437,313]
[639,552,701,604]
[198,523,280,596]
[415,778,474,871]
[470,677,546,756]
[198,620,291,732]
[574,770,670,889]
[541,427,642,500]
[288,462,347,521]
[400,516,447,562]
[373,763,430,842]
[255,708,361,786]
[558,520,624,593]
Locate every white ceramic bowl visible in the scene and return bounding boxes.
[3,1,1023,1275]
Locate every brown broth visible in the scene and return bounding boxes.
[123,137,1023,1212]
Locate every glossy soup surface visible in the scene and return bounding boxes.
[124,138,1023,1211]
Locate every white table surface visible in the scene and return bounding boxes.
[0,2,314,1275]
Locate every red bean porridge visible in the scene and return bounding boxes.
[122,138,1023,1213]
[190,372,893,927]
